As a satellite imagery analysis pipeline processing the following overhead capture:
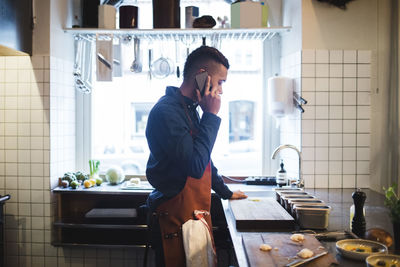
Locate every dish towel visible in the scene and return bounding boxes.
[182,210,217,267]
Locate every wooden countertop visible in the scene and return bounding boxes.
[223,185,394,267]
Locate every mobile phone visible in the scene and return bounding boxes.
[195,71,211,96]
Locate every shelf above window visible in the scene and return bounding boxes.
[63,27,291,42]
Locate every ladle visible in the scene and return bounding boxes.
[130,37,142,73]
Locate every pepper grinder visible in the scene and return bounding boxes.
[351,188,366,238]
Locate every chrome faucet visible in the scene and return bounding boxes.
[271,144,303,188]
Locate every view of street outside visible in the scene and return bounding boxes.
[91,38,266,176]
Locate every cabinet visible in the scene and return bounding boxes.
[52,184,229,249]
[52,185,151,248]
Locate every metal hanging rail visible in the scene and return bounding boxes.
[64,27,291,42]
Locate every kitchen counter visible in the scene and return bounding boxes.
[52,181,153,195]
[52,182,395,266]
[223,184,394,267]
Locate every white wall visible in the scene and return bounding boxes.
[302,0,378,50]
[302,0,390,191]
[285,0,392,191]
[281,0,302,57]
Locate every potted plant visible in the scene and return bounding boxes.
[383,183,400,250]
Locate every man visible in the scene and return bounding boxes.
[145,46,247,267]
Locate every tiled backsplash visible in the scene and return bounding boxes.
[0,55,154,266]
[300,49,371,189]
[0,55,53,266]
[279,51,302,179]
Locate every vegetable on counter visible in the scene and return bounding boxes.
[89,160,100,179]
[106,166,125,185]
[58,161,102,189]
[61,172,77,184]
[75,171,89,183]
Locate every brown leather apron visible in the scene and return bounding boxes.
[156,92,216,267]
[156,163,215,266]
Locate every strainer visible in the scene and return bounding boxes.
[150,57,174,79]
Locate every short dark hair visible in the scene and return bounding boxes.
[183,46,230,81]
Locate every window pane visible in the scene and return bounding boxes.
[91,39,267,176]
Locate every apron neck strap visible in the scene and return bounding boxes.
[179,91,198,137]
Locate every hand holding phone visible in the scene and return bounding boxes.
[195,71,221,115]
[195,71,211,96]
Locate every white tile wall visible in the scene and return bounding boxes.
[280,52,302,179]
[0,55,78,267]
[1,55,154,266]
[298,49,371,188]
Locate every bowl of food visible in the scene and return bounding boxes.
[366,254,400,267]
[336,239,388,261]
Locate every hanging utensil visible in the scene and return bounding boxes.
[148,48,153,80]
[97,53,112,69]
[130,37,142,73]
[74,36,92,94]
[150,41,174,79]
[175,38,180,79]
[150,57,174,79]
[96,35,113,81]
[82,39,94,93]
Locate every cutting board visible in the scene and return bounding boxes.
[229,198,295,231]
[242,233,338,267]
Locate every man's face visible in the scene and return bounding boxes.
[210,64,228,95]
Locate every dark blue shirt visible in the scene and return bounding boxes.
[145,86,233,210]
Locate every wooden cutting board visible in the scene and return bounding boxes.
[229,198,295,231]
[242,233,338,267]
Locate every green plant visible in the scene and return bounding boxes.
[383,183,400,223]
[89,160,100,177]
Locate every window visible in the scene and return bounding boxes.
[78,1,280,177]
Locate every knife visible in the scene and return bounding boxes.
[97,53,112,69]
[285,251,328,267]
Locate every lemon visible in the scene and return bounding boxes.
[95,177,103,186]
[89,179,96,186]
[84,180,92,188]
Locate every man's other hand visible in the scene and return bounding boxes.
[230,190,247,199]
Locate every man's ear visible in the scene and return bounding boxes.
[197,68,206,74]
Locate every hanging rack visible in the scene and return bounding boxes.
[64,27,291,43]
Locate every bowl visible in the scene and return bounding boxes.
[366,254,400,267]
[336,239,388,261]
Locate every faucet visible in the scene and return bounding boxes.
[271,144,303,188]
